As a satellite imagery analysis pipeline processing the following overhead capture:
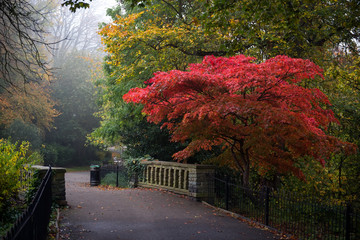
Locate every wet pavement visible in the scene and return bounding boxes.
[59,171,280,240]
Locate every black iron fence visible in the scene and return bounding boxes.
[210,175,359,240]
[100,164,130,187]
[3,166,52,240]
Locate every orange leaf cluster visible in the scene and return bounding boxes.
[0,82,60,132]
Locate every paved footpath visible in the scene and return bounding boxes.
[59,172,280,240]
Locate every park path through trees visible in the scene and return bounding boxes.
[59,172,280,240]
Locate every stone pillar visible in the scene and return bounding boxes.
[156,167,160,184]
[175,168,179,188]
[146,166,151,183]
[129,173,139,188]
[170,168,174,187]
[149,166,153,184]
[32,165,67,206]
[188,165,215,202]
[184,170,189,190]
[161,167,164,185]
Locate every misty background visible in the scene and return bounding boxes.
[0,0,118,167]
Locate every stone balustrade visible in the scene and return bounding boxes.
[139,161,215,201]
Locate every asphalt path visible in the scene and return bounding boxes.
[59,171,280,240]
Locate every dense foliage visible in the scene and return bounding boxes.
[0,140,42,229]
[90,1,206,161]
[124,55,356,186]
[91,0,360,200]
[0,82,60,134]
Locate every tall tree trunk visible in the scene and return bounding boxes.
[242,160,250,187]
[231,139,250,187]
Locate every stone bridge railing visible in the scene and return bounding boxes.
[138,161,215,201]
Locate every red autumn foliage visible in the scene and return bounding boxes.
[124,55,356,185]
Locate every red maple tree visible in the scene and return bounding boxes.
[124,55,356,186]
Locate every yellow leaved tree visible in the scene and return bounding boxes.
[0,81,60,134]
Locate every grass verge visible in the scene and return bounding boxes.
[66,166,90,172]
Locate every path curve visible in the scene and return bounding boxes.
[59,171,279,240]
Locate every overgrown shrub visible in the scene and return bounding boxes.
[278,155,360,205]
[0,139,42,233]
[123,155,153,179]
[24,170,42,204]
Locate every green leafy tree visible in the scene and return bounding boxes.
[199,0,360,59]
[3,120,42,150]
[91,1,218,160]
[321,53,360,200]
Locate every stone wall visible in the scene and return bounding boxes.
[32,165,67,206]
[188,165,215,201]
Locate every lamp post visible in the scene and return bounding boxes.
[114,157,121,187]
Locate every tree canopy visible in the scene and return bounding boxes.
[91,0,360,193]
[90,0,213,160]
[124,55,356,185]
[0,81,59,132]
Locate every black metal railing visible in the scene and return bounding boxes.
[100,164,129,187]
[3,167,52,240]
[209,175,359,240]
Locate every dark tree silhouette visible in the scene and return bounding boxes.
[0,0,54,91]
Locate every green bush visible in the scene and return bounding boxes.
[0,139,42,233]
[123,155,153,178]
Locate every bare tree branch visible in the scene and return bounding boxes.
[0,0,54,91]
